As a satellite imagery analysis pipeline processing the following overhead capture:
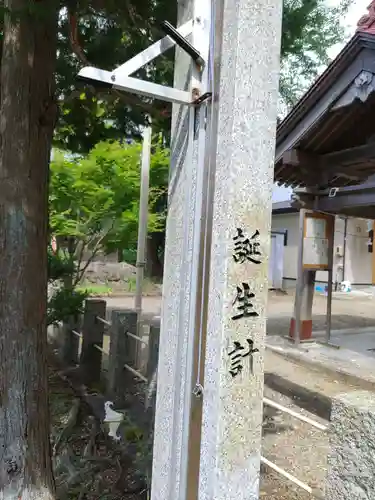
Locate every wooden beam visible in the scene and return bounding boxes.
[316,188,375,211]
[282,149,318,167]
[322,143,375,167]
[281,145,375,184]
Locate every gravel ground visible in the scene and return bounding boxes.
[259,350,372,499]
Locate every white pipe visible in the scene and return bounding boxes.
[93,343,109,355]
[72,329,83,339]
[124,363,148,383]
[126,331,149,346]
[261,456,313,494]
[263,397,328,431]
[135,126,152,332]
[96,316,112,327]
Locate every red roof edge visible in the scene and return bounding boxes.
[357,1,375,35]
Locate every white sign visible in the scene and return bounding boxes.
[303,217,329,267]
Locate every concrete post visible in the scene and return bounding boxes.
[326,391,375,499]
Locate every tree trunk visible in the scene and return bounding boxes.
[146,231,165,280]
[0,0,58,498]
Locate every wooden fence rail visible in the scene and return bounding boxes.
[58,298,160,412]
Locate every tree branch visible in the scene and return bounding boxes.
[53,398,81,457]
[68,10,90,65]
[65,8,169,118]
[73,226,113,286]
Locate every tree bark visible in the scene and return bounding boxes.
[146,231,165,280]
[0,0,58,498]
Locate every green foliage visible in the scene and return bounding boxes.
[52,0,352,151]
[47,286,88,326]
[0,0,352,147]
[48,139,169,324]
[0,0,354,148]
[48,247,75,282]
[49,138,169,267]
[280,0,352,108]
[47,246,87,325]
[76,284,113,296]
[54,1,175,153]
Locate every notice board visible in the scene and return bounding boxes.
[302,211,334,270]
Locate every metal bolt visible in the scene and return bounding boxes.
[196,16,201,23]
[193,384,204,398]
[111,74,116,82]
[192,87,200,99]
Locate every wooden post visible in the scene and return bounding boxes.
[107,310,137,406]
[61,315,80,366]
[80,299,106,386]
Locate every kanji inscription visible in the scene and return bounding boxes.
[228,339,259,377]
[233,228,262,264]
[231,282,259,321]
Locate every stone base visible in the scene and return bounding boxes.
[289,318,313,340]
[326,391,375,499]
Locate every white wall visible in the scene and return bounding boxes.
[271,213,299,280]
[342,217,372,285]
[271,212,373,287]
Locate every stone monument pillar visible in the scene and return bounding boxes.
[198,0,282,498]
[151,0,282,497]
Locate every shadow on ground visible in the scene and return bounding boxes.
[264,372,331,420]
[267,314,375,336]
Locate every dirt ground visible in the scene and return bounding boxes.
[259,349,373,499]
[267,289,375,335]
[100,291,375,500]
[100,290,375,498]
[104,288,375,336]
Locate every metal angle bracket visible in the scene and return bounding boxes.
[77,19,208,106]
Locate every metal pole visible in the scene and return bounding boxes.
[325,218,334,344]
[294,208,305,346]
[135,126,152,335]
[159,4,211,500]
[175,8,212,500]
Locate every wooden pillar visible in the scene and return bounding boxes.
[80,299,106,385]
[107,310,137,406]
[289,270,315,341]
[290,210,334,342]
[61,314,80,366]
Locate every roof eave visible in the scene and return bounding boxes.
[276,32,375,148]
